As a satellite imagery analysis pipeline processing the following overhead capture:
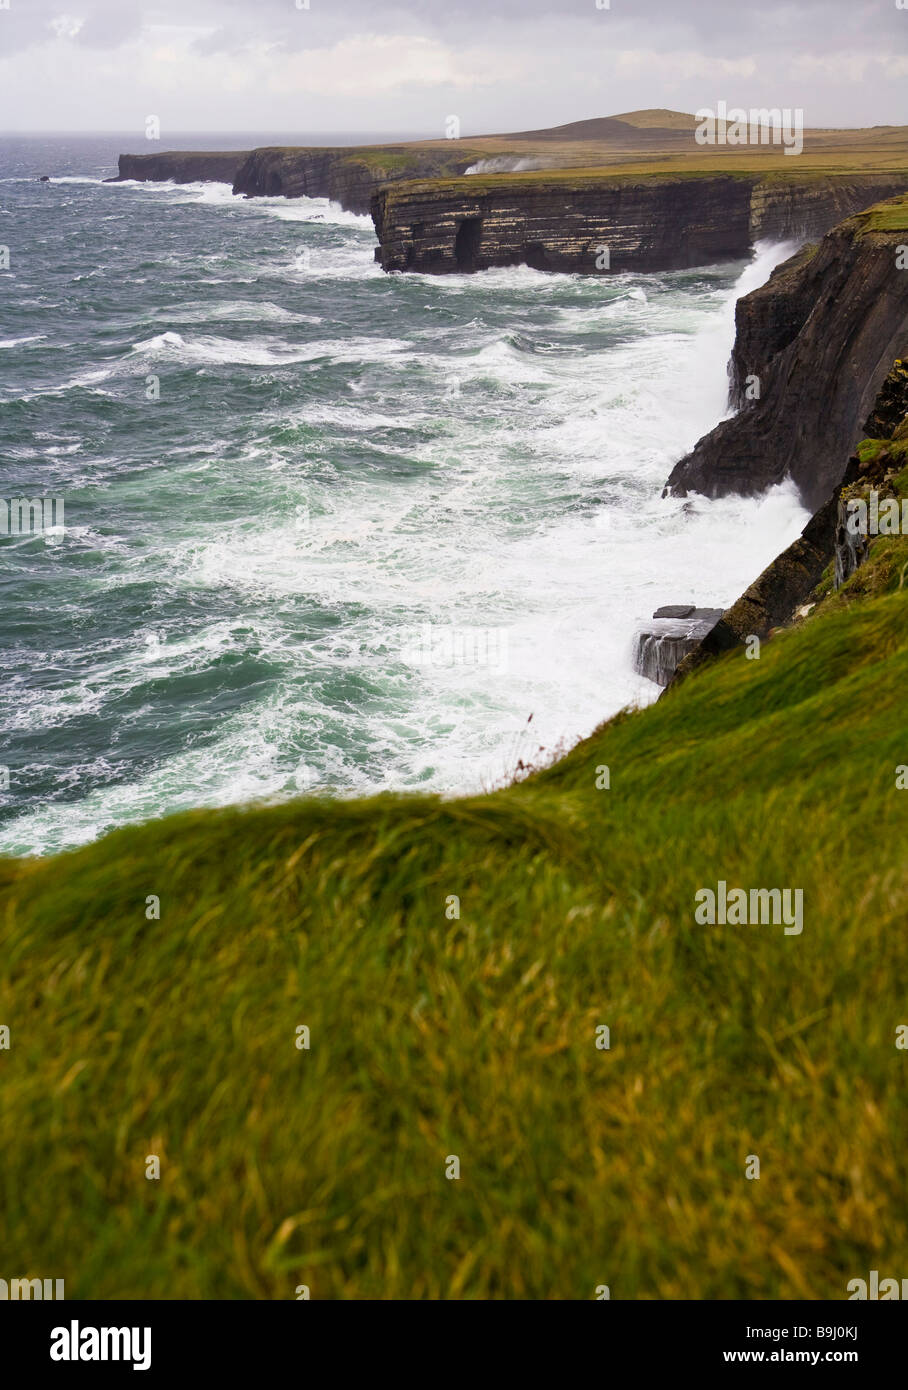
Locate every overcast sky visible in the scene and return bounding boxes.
[1,0,906,136]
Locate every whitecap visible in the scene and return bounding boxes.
[0,334,46,348]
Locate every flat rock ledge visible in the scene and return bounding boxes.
[633,607,725,687]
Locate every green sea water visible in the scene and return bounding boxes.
[0,134,810,854]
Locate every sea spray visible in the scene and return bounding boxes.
[0,138,810,855]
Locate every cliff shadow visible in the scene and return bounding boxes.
[454,216,483,270]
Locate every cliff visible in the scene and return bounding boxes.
[231,146,479,215]
[749,174,908,240]
[666,494,841,684]
[371,172,907,276]
[664,193,908,509]
[108,145,484,215]
[372,173,756,274]
[8,176,908,1302]
[668,356,908,686]
[110,125,908,233]
[106,146,472,212]
[107,151,248,184]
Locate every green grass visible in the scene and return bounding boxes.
[349,151,423,174]
[2,528,908,1300]
[856,436,908,468]
[349,149,488,182]
[378,166,908,207]
[856,191,908,232]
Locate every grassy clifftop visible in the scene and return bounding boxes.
[377,165,908,206]
[2,492,907,1298]
[856,190,908,232]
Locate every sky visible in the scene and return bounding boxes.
[0,0,906,136]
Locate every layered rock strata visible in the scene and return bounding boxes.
[665,197,908,508]
[107,152,247,185]
[371,173,907,276]
[667,356,908,687]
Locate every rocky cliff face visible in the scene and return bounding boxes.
[725,243,821,410]
[749,176,907,241]
[107,147,467,214]
[230,147,474,215]
[835,360,908,585]
[372,174,755,274]
[108,147,473,211]
[665,196,908,510]
[232,149,367,210]
[667,356,908,687]
[232,148,365,208]
[111,148,906,250]
[108,152,248,184]
[371,173,907,276]
[667,496,840,685]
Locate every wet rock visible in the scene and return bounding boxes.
[634,608,724,686]
[652,604,695,618]
[664,197,908,510]
[667,496,841,687]
[665,358,908,689]
[863,358,908,439]
[834,500,870,588]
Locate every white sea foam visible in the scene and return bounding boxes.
[129,329,413,367]
[249,194,374,230]
[0,334,46,348]
[1,364,116,401]
[0,200,812,855]
[121,178,375,231]
[147,300,323,327]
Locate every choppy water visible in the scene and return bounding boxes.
[0,135,810,855]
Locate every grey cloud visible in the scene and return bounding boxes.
[74,8,146,50]
[4,0,904,58]
[1,0,905,131]
[210,0,908,52]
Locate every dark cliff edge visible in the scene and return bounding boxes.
[748,175,908,241]
[109,146,482,214]
[107,152,248,185]
[230,147,479,216]
[372,173,755,274]
[667,355,908,689]
[664,194,908,510]
[110,149,906,254]
[665,494,841,686]
[371,172,907,276]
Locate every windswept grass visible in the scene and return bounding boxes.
[1,535,907,1299]
[856,190,908,232]
[378,166,908,209]
[348,149,487,177]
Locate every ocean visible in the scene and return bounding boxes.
[0,134,810,855]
